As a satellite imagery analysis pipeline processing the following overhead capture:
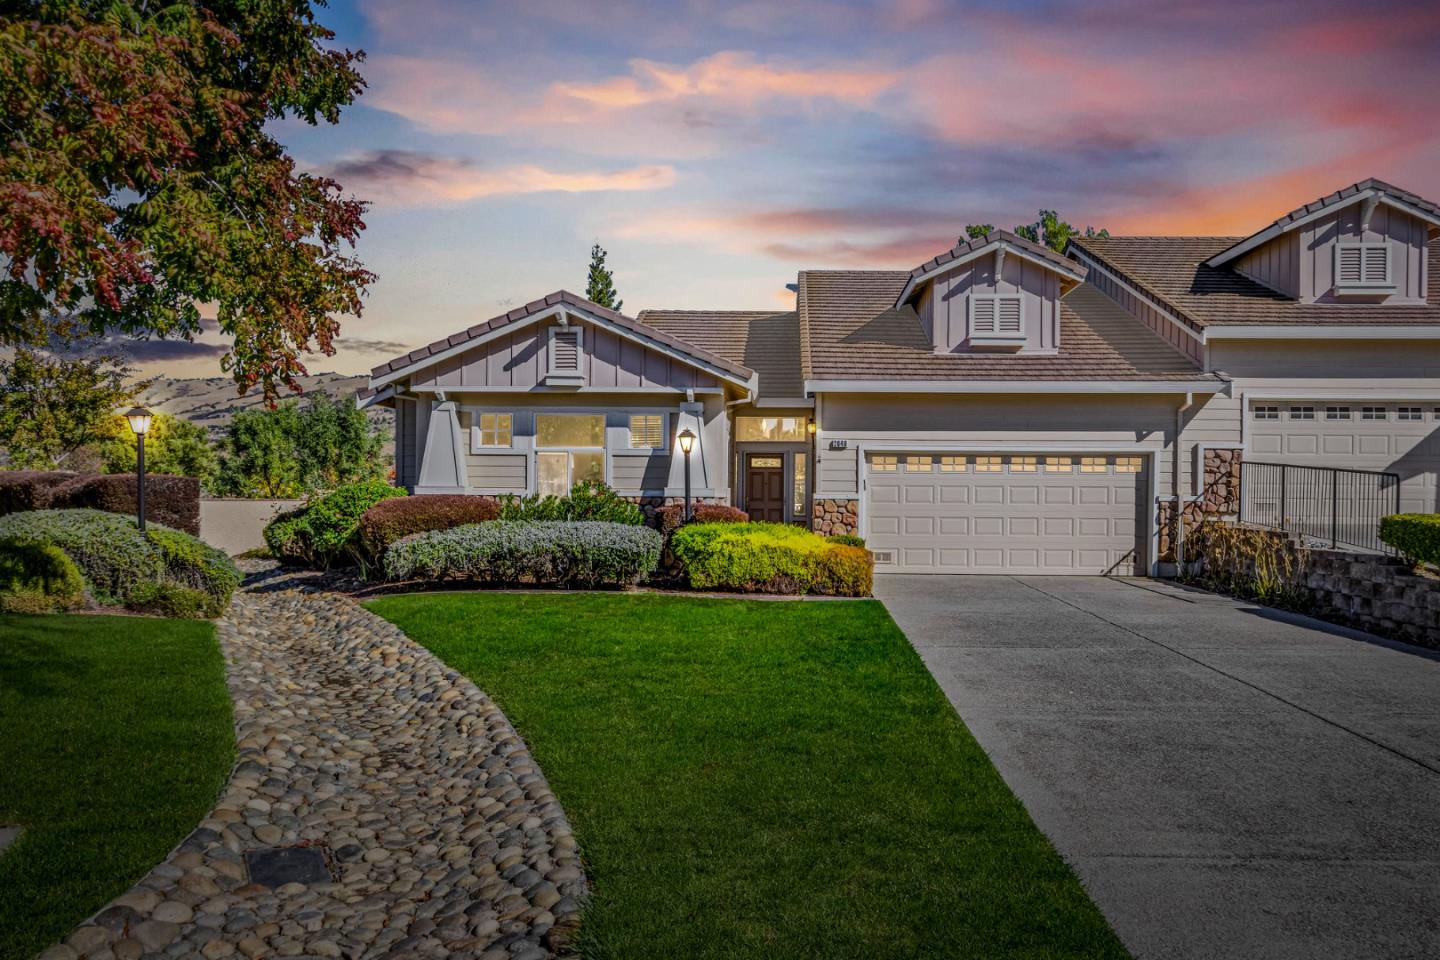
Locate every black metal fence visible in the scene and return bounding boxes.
[1238,461,1400,554]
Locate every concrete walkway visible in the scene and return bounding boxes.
[875,575,1440,960]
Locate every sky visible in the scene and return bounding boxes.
[145,0,1440,380]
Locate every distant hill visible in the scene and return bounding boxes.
[137,372,394,444]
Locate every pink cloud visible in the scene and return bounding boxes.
[324,150,676,207]
[555,51,897,108]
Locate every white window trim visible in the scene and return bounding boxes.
[470,411,514,450]
[623,412,670,453]
[545,325,587,384]
[1333,242,1394,294]
[968,294,1026,344]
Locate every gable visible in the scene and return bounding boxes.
[409,316,728,391]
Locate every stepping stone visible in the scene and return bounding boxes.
[244,846,332,888]
[0,826,21,855]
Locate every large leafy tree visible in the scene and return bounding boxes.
[211,391,386,497]
[962,212,1108,253]
[585,242,623,311]
[0,348,136,469]
[97,411,217,481]
[0,0,373,399]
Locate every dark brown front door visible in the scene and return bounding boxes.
[745,454,786,522]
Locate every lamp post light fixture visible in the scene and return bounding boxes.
[677,428,697,521]
[125,406,153,532]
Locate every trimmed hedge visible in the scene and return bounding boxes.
[499,481,644,525]
[0,536,85,613]
[264,480,407,568]
[384,521,662,588]
[655,502,749,534]
[0,471,74,513]
[0,509,240,615]
[1380,514,1440,568]
[669,522,873,596]
[0,471,200,534]
[357,494,501,562]
[826,534,867,548]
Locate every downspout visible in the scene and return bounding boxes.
[1174,391,1194,570]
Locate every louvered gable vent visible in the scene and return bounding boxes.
[1333,242,1391,293]
[968,294,1025,345]
[546,325,585,384]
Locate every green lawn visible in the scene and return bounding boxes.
[366,593,1129,960]
[0,615,233,959]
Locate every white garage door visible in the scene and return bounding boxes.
[1249,402,1440,514]
[865,453,1147,575]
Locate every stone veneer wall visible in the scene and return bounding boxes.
[624,494,725,525]
[813,498,860,536]
[1159,447,1244,562]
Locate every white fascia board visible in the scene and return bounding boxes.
[1204,190,1440,268]
[894,241,1086,307]
[1205,325,1440,340]
[804,379,1228,395]
[370,303,754,391]
[749,396,816,408]
[1067,248,1205,345]
[1239,386,1440,401]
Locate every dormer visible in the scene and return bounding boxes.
[897,231,1088,355]
[1206,179,1440,305]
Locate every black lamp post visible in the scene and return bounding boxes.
[677,428,696,521]
[125,406,153,532]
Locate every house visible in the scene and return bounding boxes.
[361,178,1440,576]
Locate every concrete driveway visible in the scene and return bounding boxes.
[875,575,1440,960]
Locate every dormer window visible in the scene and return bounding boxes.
[1333,243,1393,295]
[546,325,585,385]
[969,294,1025,346]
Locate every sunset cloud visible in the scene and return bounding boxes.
[555,51,897,108]
[325,150,677,206]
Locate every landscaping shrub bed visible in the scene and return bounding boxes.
[384,520,662,588]
[357,494,501,562]
[1379,514,1440,569]
[0,536,85,613]
[264,479,407,568]
[669,522,872,596]
[0,471,200,533]
[499,481,644,525]
[654,502,748,534]
[0,509,239,616]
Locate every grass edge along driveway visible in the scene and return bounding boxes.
[366,592,1129,960]
[0,614,233,960]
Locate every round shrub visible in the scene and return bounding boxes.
[826,534,867,548]
[0,535,85,613]
[384,520,662,588]
[0,509,241,615]
[1379,514,1440,569]
[125,581,212,619]
[655,502,749,534]
[498,481,644,525]
[0,509,163,604]
[357,494,501,562]
[669,522,873,596]
[264,480,407,568]
[145,526,242,617]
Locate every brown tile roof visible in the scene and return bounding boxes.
[907,229,1087,288]
[798,270,1217,383]
[637,309,804,400]
[369,290,754,383]
[1071,236,1440,327]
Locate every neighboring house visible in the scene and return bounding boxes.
[362,178,1440,576]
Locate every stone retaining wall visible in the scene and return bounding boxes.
[1301,549,1440,650]
[1192,520,1440,650]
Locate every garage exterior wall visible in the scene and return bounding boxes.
[1170,338,1440,508]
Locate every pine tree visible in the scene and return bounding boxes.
[585,243,623,312]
